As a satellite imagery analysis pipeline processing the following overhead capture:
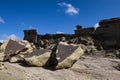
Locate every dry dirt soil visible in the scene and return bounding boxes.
[0,56,120,80]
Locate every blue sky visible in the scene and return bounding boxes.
[0,0,120,40]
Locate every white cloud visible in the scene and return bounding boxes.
[58,2,79,15]
[0,40,4,43]
[56,31,64,34]
[29,26,36,29]
[0,17,5,24]
[28,26,38,31]
[1,34,19,40]
[94,23,100,29]
[8,34,18,40]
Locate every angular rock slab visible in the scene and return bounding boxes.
[9,40,35,63]
[24,49,52,67]
[56,42,84,69]
[9,55,24,63]
[0,39,27,61]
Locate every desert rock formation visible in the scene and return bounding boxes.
[0,17,120,80]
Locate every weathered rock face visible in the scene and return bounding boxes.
[1,40,26,61]
[74,25,95,36]
[24,29,38,43]
[22,42,84,69]
[23,29,76,49]
[0,39,85,69]
[0,53,4,70]
[9,55,24,63]
[21,17,120,69]
[99,18,120,35]
[23,17,120,50]
[76,37,101,55]
[55,42,84,69]
[24,49,52,67]
[0,41,6,69]
[9,40,34,63]
[0,39,33,61]
[94,18,120,49]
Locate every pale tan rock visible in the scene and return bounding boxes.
[25,49,52,67]
[56,42,84,69]
[0,50,5,70]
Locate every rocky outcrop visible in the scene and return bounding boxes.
[0,39,34,62]
[24,42,84,69]
[56,42,84,69]
[23,17,120,50]
[9,41,34,63]
[1,17,120,70]
[0,53,4,70]
[9,55,24,63]
[77,37,99,54]
[74,25,95,36]
[0,39,85,69]
[0,42,5,69]
[0,39,35,63]
[94,18,120,49]
[24,29,38,43]
[24,49,52,67]
[0,40,25,61]
[1,17,120,80]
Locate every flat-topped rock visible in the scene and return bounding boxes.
[99,17,120,25]
[75,27,95,36]
[94,17,120,49]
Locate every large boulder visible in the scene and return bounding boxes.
[0,42,5,69]
[0,52,4,70]
[9,55,25,63]
[0,48,4,62]
[4,40,26,61]
[9,40,34,63]
[24,49,52,67]
[55,42,84,69]
[0,40,9,52]
[0,39,32,61]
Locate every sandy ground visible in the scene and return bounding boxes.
[0,56,120,80]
